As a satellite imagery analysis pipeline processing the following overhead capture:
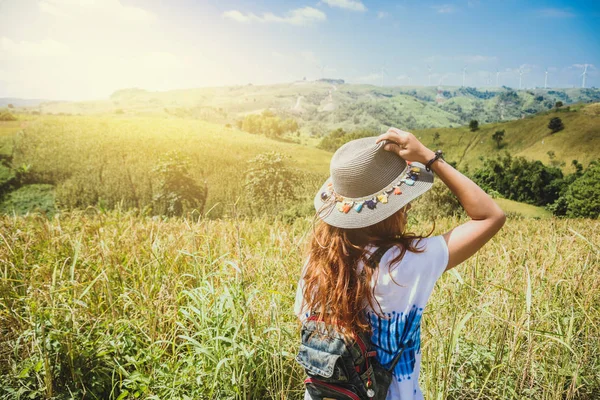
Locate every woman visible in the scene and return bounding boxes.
[294,127,506,399]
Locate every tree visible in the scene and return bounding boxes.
[555,101,563,109]
[571,159,583,175]
[318,128,378,152]
[471,153,563,206]
[564,161,600,218]
[492,130,505,149]
[433,132,440,146]
[244,151,299,215]
[151,151,208,217]
[469,120,479,132]
[548,117,564,133]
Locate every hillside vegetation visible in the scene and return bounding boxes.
[405,102,600,172]
[23,83,600,137]
[3,103,597,218]
[1,115,331,218]
[1,211,598,399]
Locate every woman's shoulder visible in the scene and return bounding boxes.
[373,235,447,259]
[377,235,449,278]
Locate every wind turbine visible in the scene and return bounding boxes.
[581,64,588,88]
[380,65,388,87]
[427,65,432,86]
[318,64,326,80]
[496,68,500,87]
[462,64,467,87]
[544,68,548,89]
[407,75,412,85]
[519,66,524,89]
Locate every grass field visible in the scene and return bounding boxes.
[1,210,599,399]
[2,105,598,220]
[493,198,552,219]
[2,115,331,218]
[413,103,600,172]
[25,84,600,139]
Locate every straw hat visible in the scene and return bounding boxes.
[314,136,434,229]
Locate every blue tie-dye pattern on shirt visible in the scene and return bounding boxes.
[367,305,423,382]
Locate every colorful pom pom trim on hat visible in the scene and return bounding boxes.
[320,164,422,214]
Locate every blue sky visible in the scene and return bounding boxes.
[0,0,598,99]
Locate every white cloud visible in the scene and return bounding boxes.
[38,0,155,22]
[519,63,537,73]
[222,10,258,22]
[377,11,389,19]
[223,7,326,26]
[322,0,367,12]
[571,63,595,70]
[431,4,456,14]
[0,37,70,59]
[536,8,576,18]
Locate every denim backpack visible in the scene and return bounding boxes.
[295,245,403,400]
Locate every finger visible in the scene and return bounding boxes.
[383,143,400,153]
[375,132,398,144]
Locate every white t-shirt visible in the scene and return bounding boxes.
[294,235,449,400]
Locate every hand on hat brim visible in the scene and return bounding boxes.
[376,128,430,164]
[381,141,402,154]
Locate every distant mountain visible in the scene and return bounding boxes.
[317,78,345,85]
[36,82,600,135]
[0,98,57,107]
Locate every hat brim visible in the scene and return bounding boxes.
[313,161,434,229]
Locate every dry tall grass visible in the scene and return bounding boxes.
[1,209,598,399]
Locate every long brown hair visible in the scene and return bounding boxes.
[302,205,434,338]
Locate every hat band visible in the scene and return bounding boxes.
[320,162,422,214]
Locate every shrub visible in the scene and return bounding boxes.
[151,151,208,217]
[492,130,505,149]
[412,180,465,218]
[548,117,564,133]
[469,120,479,132]
[238,111,298,138]
[471,153,563,206]
[244,151,300,215]
[0,111,17,121]
[317,128,377,152]
[563,160,600,218]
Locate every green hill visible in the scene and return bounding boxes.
[413,102,600,171]
[0,115,332,218]
[2,101,599,218]
[27,83,600,137]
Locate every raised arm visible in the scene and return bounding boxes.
[376,128,506,271]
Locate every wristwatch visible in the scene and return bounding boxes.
[426,150,444,172]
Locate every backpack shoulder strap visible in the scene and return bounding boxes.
[365,244,394,269]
